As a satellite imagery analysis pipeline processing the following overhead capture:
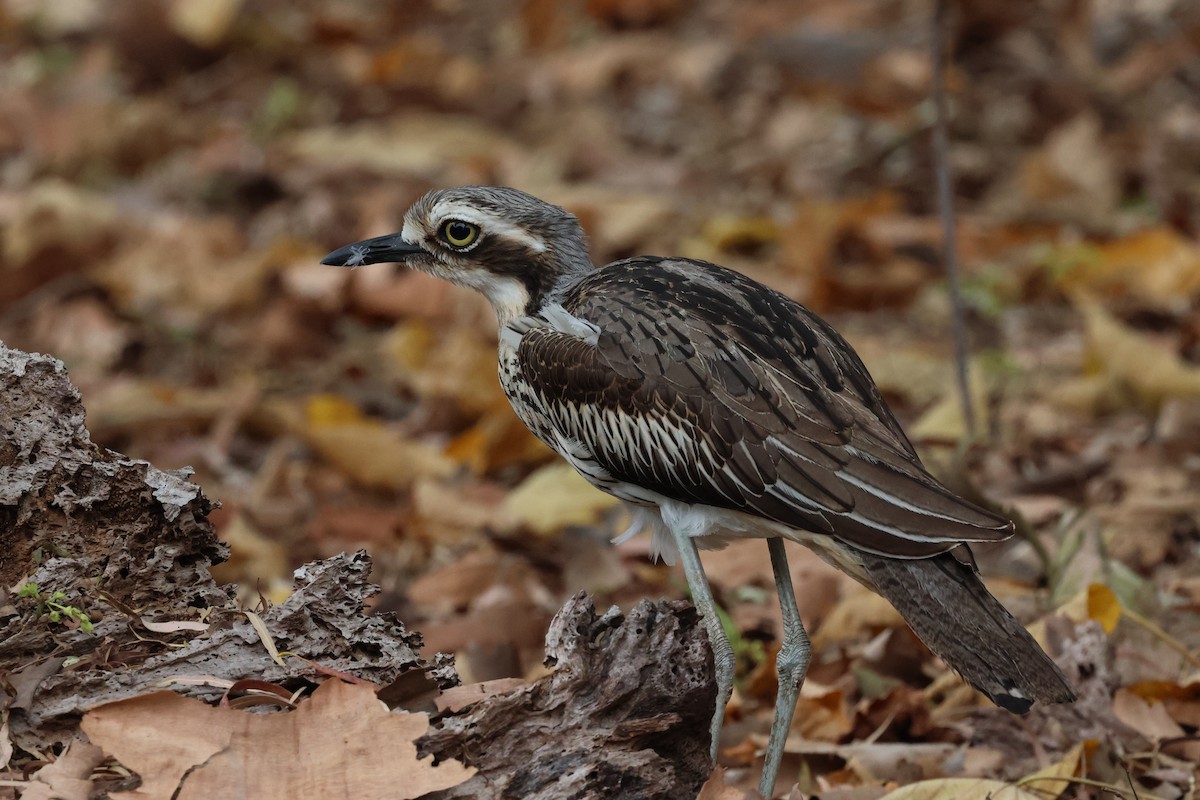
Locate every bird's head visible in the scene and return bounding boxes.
[322,186,592,325]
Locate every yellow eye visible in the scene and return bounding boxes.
[439,220,480,249]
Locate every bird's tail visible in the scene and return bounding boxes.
[860,551,1075,712]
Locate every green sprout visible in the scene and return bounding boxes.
[16,582,95,633]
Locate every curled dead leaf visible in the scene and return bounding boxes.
[18,741,105,800]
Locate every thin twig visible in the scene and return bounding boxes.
[931,0,976,437]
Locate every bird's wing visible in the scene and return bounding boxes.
[516,257,1012,558]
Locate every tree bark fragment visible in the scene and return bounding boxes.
[422,593,717,800]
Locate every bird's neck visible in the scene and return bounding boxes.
[479,276,535,328]
[477,257,593,329]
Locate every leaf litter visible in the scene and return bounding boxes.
[1,0,1199,797]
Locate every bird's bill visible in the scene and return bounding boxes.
[320,233,425,267]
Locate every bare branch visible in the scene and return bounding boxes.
[931,0,977,437]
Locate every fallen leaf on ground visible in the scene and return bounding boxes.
[812,587,904,650]
[1059,583,1121,634]
[81,679,474,800]
[1015,740,1091,798]
[908,366,989,444]
[780,739,959,784]
[256,395,454,491]
[501,462,619,536]
[1076,295,1200,406]
[19,741,105,800]
[1055,227,1200,308]
[695,766,756,799]
[878,777,1041,800]
[167,0,243,47]
[435,678,528,713]
[284,115,515,177]
[1111,687,1186,740]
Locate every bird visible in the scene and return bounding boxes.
[322,186,1075,798]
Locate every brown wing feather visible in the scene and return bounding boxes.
[517,257,1012,557]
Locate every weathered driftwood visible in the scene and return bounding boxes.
[0,343,716,797]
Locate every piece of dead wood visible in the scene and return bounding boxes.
[0,345,453,757]
[419,592,717,800]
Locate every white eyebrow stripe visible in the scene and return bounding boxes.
[429,201,548,253]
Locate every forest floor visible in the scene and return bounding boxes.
[2,0,1199,798]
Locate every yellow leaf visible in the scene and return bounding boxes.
[908,364,989,444]
[880,778,1042,800]
[305,394,364,426]
[1086,583,1121,634]
[262,396,453,491]
[1076,294,1200,407]
[700,215,779,253]
[501,463,618,537]
[304,422,453,490]
[1055,227,1200,307]
[1017,740,1087,795]
[812,587,904,649]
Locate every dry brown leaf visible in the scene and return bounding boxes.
[284,115,515,178]
[257,394,454,491]
[695,766,754,799]
[409,478,508,543]
[878,778,1041,800]
[407,548,503,615]
[1015,740,1089,798]
[19,741,105,800]
[1056,228,1200,307]
[799,787,889,800]
[2,179,119,267]
[91,217,273,322]
[812,587,904,650]
[1001,113,1118,227]
[781,739,958,784]
[207,511,290,589]
[167,0,243,46]
[1111,688,1186,741]
[382,322,508,415]
[0,713,11,770]
[792,688,853,742]
[84,380,233,439]
[23,296,130,387]
[853,340,953,410]
[81,680,474,800]
[434,678,528,713]
[445,411,555,473]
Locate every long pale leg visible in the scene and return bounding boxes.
[671,529,735,763]
[761,538,811,799]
